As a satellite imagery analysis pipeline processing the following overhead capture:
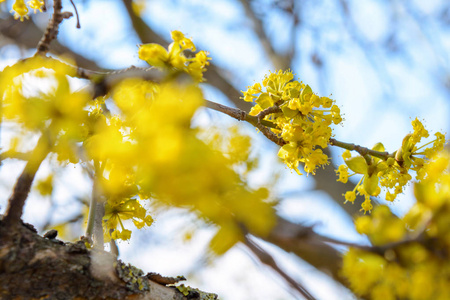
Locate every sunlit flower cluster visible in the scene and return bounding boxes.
[242,70,342,175]
[98,79,275,246]
[138,30,211,82]
[104,198,154,241]
[0,56,90,164]
[337,118,446,213]
[342,153,450,300]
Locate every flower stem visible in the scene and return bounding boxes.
[85,160,105,248]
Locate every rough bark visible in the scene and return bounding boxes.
[0,218,217,300]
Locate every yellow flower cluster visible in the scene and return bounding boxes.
[104,199,154,241]
[0,0,44,21]
[83,78,275,245]
[337,118,446,213]
[0,56,90,164]
[243,70,342,175]
[342,153,450,300]
[138,30,211,82]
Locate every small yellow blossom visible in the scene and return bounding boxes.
[28,0,44,13]
[138,44,169,68]
[11,0,29,21]
[336,165,349,183]
[342,150,352,160]
[138,31,210,81]
[35,174,54,196]
[344,190,356,203]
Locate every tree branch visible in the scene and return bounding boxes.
[329,138,392,161]
[239,0,290,70]
[35,0,73,56]
[258,217,344,283]
[3,133,51,228]
[244,236,316,300]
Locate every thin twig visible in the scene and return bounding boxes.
[68,0,81,28]
[329,138,393,160]
[18,56,162,99]
[244,236,316,300]
[204,100,286,145]
[35,0,73,55]
[204,99,278,129]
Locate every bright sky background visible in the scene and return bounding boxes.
[1,0,450,299]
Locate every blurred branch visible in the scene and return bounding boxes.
[239,0,290,70]
[244,236,317,300]
[3,133,51,229]
[337,0,394,100]
[0,15,105,70]
[314,158,365,216]
[0,150,31,162]
[259,217,344,284]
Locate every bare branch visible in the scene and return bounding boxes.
[35,0,73,56]
[204,99,277,129]
[259,217,343,283]
[244,236,316,300]
[329,138,392,161]
[3,134,51,228]
[239,0,290,69]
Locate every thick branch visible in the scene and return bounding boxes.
[244,236,316,300]
[0,220,216,299]
[259,217,344,283]
[3,134,51,228]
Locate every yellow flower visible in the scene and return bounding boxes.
[104,199,153,241]
[342,150,352,160]
[138,43,169,68]
[336,164,349,183]
[244,70,342,175]
[138,31,210,81]
[35,174,53,196]
[344,190,356,203]
[11,0,29,21]
[360,197,373,214]
[28,0,44,13]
